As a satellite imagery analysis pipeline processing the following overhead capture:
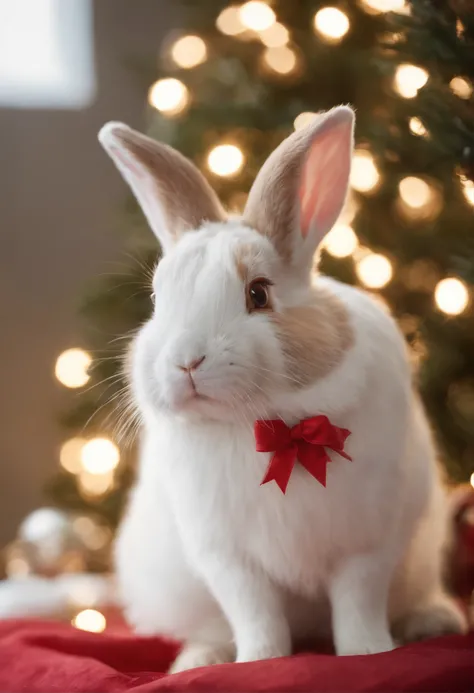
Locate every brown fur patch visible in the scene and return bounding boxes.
[271,286,353,388]
[112,127,225,240]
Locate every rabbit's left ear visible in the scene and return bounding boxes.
[243,106,354,271]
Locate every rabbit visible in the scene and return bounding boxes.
[98,106,466,674]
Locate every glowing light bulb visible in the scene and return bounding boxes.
[471,472,474,489]
[313,7,350,42]
[239,2,276,32]
[434,278,469,316]
[399,176,432,209]
[171,35,207,69]
[73,609,106,633]
[323,224,358,258]
[259,22,289,47]
[461,177,474,206]
[55,349,91,388]
[60,437,87,474]
[350,150,380,193]
[409,117,427,137]
[450,77,472,100]
[361,0,407,12]
[207,144,244,177]
[216,6,245,35]
[394,64,428,98]
[356,253,393,289]
[263,46,297,75]
[294,112,317,130]
[81,438,120,474]
[148,78,189,115]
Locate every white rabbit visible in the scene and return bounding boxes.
[98,107,466,673]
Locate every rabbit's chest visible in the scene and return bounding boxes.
[157,421,347,594]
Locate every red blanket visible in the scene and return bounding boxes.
[0,620,472,692]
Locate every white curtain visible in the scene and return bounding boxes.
[0,0,95,108]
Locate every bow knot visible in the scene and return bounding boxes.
[255,415,351,494]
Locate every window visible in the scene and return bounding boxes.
[0,0,95,109]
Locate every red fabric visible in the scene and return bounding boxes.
[0,620,473,693]
[255,415,351,493]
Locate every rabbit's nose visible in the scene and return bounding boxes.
[178,355,206,373]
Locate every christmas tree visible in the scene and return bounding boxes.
[39,0,473,569]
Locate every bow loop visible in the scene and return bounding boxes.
[255,415,352,494]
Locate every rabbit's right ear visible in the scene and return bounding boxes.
[98,123,225,252]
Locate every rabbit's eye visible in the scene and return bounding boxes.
[247,279,272,312]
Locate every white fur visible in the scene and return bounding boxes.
[115,225,465,668]
[101,112,465,673]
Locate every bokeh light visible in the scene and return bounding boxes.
[313,7,350,42]
[409,117,427,137]
[350,150,380,193]
[259,22,289,47]
[60,437,87,474]
[361,0,407,12]
[78,470,114,497]
[148,78,189,115]
[216,6,245,35]
[81,438,120,475]
[294,111,317,130]
[263,46,297,75]
[239,1,276,32]
[323,224,358,258]
[398,176,432,209]
[55,349,91,388]
[450,77,472,100]
[207,144,244,177]
[434,278,469,316]
[171,35,207,69]
[356,253,393,289]
[394,64,428,98]
[461,177,474,206]
[72,609,106,633]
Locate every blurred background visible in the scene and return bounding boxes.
[0,0,473,632]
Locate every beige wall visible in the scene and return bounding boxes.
[0,0,178,546]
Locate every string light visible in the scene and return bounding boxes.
[259,22,289,47]
[323,224,358,258]
[394,64,428,98]
[55,349,91,388]
[313,7,350,43]
[450,77,472,100]
[461,177,474,206]
[361,0,407,12]
[263,46,297,75]
[409,117,427,137]
[350,150,380,193]
[216,6,245,35]
[471,472,474,489]
[60,437,87,474]
[171,35,207,69]
[72,609,106,633]
[207,144,244,177]
[148,78,189,115]
[294,112,317,130]
[434,278,469,316]
[399,176,432,209]
[239,2,276,32]
[356,253,393,289]
[81,438,120,475]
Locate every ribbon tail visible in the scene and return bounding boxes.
[297,441,330,487]
[261,446,297,494]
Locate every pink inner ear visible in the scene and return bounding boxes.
[298,122,351,240]
[110,145,144,179]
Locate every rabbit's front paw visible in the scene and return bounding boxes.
[169,642,234,673]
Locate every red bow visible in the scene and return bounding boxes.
[255,415,352,494]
